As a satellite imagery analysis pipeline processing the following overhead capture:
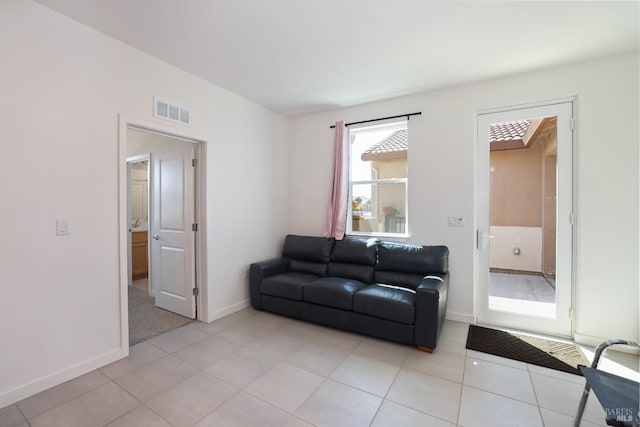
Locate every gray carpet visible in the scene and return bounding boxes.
[128,286,194,346]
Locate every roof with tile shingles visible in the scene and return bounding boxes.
[361,129,407,161]
[489,120,531,143]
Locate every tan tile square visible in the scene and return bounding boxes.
[387,368,461,423]
[206,347,273,388]
[353,337,411,366]
[215,318,283,345]
[101,341,168,379]
[148,325,209,353]
[29,382,138,427]
[371,400,455,427]
[311,329,362,353]
[114,355,198,401]
[330,354,399,396]
[17,370,110,418]
[466,349,528,370]
[245,362,324,413]
[173,335,239,369]
[285,342,350,376]
[195,392,289,427]
[463,357,536,404]
[240,340,291,367]
[106,406,171,426]
[403,349,466,383]
[147,372,237,427]
[283,416,314,427]
[254,331,307,353]
[530,372,605,424]
[539,408,604,427]
[295,380,381,427]
[0,404,26,427]
[458,385,543,427]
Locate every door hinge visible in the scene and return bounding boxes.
[192,223,198,232]
[570,118,575,130]
[569,213,575,226]
[192,158,197,167]
[193,287,199,297]
[569,307,573,319]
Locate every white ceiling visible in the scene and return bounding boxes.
[34,0,639,117]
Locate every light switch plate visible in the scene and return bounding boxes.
[56,219,70,236]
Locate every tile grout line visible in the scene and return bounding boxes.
[527,365,547,427]
[362,343,403,426]
[456,348,468,426]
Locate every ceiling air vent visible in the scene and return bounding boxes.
[154,97,191,126]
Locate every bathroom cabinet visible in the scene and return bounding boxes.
[131,231,148,279]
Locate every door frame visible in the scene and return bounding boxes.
[118,115,208,355]
[474,97,577,338]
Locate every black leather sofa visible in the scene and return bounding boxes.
[249,235,449,352]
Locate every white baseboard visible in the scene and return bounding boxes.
[445,311,475,324]
[574,332,640,354]
[0,348,123,409]
[206,299,251,323]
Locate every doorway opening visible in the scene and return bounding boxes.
[119,117,207,352]
[488,116,558,318]
[476,100,574,337]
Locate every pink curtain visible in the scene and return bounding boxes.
[323,121,349,240]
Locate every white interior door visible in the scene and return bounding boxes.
[476,101,574,337]
[151,143,196,319]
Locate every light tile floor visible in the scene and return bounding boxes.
[2,308,638,427]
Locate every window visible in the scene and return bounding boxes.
[347,121,408,236]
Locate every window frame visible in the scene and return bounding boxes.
[346,120,409,238]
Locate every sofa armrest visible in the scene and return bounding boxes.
[414,273,449,350]
[249,257,289,309]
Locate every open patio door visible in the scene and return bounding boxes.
[476,100,574,337]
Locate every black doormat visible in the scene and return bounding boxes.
[466,325,590,375]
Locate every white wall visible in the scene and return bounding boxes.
[0,0,289,407]
[490,226,542,272]
[289,53,639,343]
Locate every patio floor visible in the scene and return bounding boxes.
[489,272,557,318]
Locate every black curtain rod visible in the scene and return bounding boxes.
[329,112,421,128]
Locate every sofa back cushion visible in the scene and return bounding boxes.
[330,237,378,265]
[375,243,449,290]
[328,263,373,283]
[328,237,377,283]
[283,235,335,262]
[283,235,334,277]
[290,259,328,277]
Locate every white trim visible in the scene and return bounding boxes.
[445,311,475,324]
[118,115,208,356]
[208,299,251,322]
[0,349,122,409]
[574,332,640,355]
[347,121,409,237]
[477,96,577,116]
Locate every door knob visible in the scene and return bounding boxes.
[152,234,159,240]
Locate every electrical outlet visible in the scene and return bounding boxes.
[448,216,464,227]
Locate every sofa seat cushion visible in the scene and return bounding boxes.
[262,272,318,301]
[353,284,416,325]
[303,277,369,310]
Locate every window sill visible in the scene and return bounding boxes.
[347,231,410,242]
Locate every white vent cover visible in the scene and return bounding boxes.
[154,97,191,125]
